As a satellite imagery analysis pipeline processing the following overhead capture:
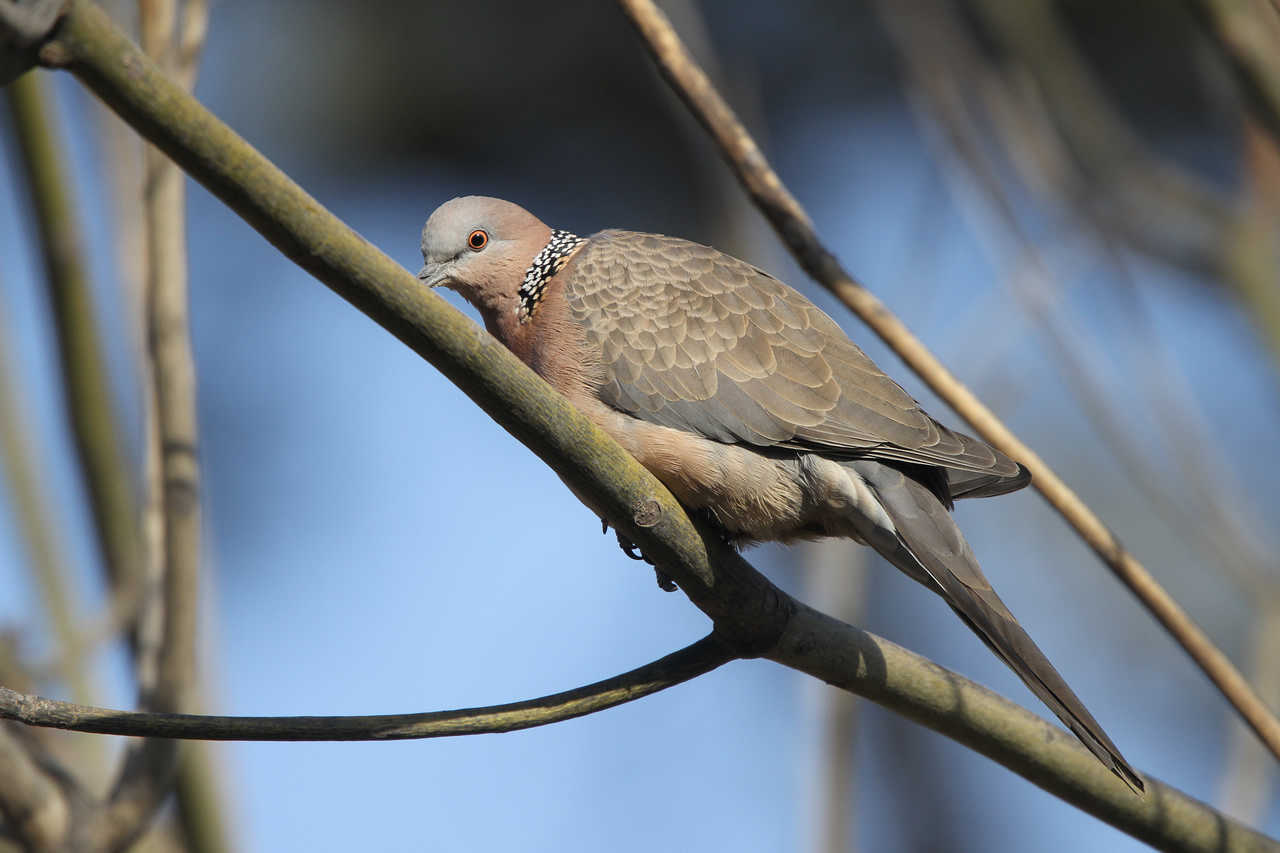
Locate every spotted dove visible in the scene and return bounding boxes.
[418,196,1142,793]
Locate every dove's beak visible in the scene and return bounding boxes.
[417,263,450,288]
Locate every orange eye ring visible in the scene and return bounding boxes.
[467,229,488,251]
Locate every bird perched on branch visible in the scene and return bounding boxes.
[418,195,1142,793]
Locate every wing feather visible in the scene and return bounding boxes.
[564,230,1028,491]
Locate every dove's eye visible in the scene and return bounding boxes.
[468,229,488,251]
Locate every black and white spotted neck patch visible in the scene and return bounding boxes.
[517,229,586,323]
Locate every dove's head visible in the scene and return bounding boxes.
[418,196,554,322]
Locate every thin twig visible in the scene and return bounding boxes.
[90,0,206,848]
[1219,603,1280,823]
[0,286,76,850]
[4,19,146,660]
[615,0,1280,765]
[0,194,92,710]
[173,0,204,91]
[0,635,736,740]
[4,63,115,796]
[1225,119,1280,364]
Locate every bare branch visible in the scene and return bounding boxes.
[0,636,75,851]
[615,0,1280,765]
[0,119,94,708]
[89,0,207,847]
[1220,604,1280,823]
[3,59,117,818]
[1226,120,1280,362]
[1191,0,1280,141]
[801,542,865,853]
[3,11,145,655]
[0,726,70,851]
[172,0,203,91]
[0,635,736,740]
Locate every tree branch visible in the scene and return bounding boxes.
[0,726,70,851]
[1191,0,1280,142]
[0,271,105,787]
[770,604,1277,853]
[86,0,206,846]
[614,0,1280,766]
[0,635,736,740]
[0,142,94,710]
[4,20,144,657]
[4,0,1276,847]
[2,618,1277,852]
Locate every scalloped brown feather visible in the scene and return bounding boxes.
[565,230,1029,496]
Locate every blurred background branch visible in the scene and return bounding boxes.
[801,541,866,853]
[3,58,145,651]
[93,0,219,849]
[1191,0,1280,143]
[3,0,230,848]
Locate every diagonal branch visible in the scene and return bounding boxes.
[881,0,1280,602]
[614,0,1280,765]
[7,0,1278,846]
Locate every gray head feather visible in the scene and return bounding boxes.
[417,196,548,293]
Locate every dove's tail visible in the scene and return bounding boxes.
[849,460,1144,795]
